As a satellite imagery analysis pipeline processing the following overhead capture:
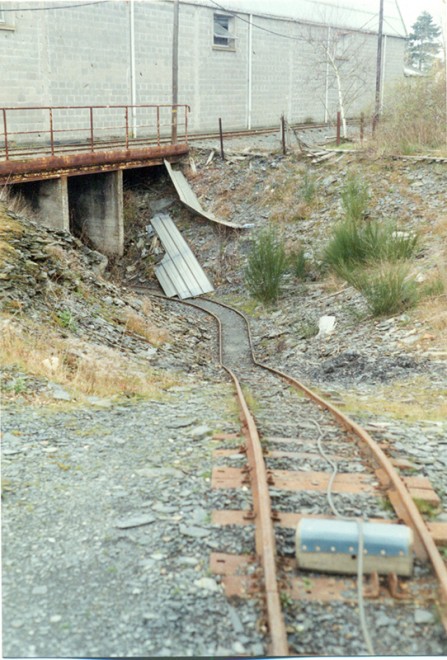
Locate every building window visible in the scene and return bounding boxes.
[0,5,15,29]
[213,13,235,49]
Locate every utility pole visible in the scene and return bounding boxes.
[172,0,179,144]
[373,0,384,134]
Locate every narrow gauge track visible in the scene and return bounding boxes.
[0,120,339,162]
[137,289,447,655]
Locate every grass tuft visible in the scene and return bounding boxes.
[245,226,288,304]
[340,174,369,222]
[345,263,419,316]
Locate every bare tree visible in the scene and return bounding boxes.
[302,18,377,137]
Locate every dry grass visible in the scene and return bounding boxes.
[0,206,26,266]
[121,307,170,346]
[338,376,447,423]
[413,212,447,345]
[1,316,175,400]
[375,74,447,155]
[0,186,35,219]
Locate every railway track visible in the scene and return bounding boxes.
[136,289,447,655]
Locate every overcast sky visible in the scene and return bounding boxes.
[397,0,445,30]
[207,0,446,37]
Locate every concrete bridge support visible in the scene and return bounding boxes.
[15,170,124,257]
[17,177,70,232]
[38,177,70,232]
[68,170,124,256]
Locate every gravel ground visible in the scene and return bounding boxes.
[2,383,266,658]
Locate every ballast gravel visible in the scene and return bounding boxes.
[2,383,265,659]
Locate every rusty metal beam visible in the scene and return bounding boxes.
[0,144,188,184]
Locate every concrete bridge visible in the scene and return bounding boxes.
[0,104,190,256]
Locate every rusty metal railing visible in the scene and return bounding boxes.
[0,104,190,160]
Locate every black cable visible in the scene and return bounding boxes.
[208,0,403,41]
[1,0,110,12]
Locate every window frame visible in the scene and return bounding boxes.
[213,12,236,51]
[0,6,15,30]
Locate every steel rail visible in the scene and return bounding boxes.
[135,288,447,635]
[136,289,289,656]
[205,296,447,630]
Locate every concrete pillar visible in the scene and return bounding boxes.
[35,177,70,232]
[68,170,124,256]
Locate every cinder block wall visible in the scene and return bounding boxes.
[0,0,406,137]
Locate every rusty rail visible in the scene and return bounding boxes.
[136,289,447,643]
[208,297,447,631]
[0,104,190,161]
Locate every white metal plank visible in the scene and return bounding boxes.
[153,213,214,296]
[151,213,214,299]
[164,159,242,229]
[152,214,202,296]
[155,258,178,298]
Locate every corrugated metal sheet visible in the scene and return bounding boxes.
[164,159,242,229]
[151,212,214,299]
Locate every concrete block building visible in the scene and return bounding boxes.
[1,0,407,135]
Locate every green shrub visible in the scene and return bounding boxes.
[55,309,78,331]
[341,174,369,222]
[324,219,367,274]
[345,263,419,316]
[324,218,419,276]
[245,227,287,304]
[289,247,308,280]
[301,171,317,204]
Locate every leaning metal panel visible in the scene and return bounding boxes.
[151,212,214,299]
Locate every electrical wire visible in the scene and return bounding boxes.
[311,418,375,656]
[0,0,111,12]
[208,0,401,42]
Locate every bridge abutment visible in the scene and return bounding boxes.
[14,170,124,257]
[68,170,124,257]
[37,177,70,232]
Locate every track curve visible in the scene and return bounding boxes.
[134,287,447,653]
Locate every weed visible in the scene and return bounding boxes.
[341,174,369,222]
[324,219,418,276]
[56,462,71,472]
[123,190,141,232]
[375,74,447,154]
[0,317,176,399]
[1,478,14,497]
[296,320,319,339]
[123,308,169,345]
[346,263,419,317]
[245,226,288,304]
[3,376,27,394]
[0,186,35,219]
[420,277,445,299]
[241,385,260,413]
[301,170,317,204]
[55,309,78,332]
[280,591,293,608]
[289,247,308,280]
[413,498,440,519]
